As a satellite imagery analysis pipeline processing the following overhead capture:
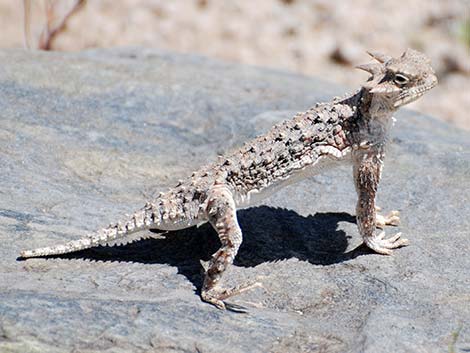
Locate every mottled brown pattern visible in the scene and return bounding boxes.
[21,49,437,310]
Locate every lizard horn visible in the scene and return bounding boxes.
[355,62,383,75]
[366,51,392,63]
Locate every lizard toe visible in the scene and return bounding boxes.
[365,231,409,255]
[376,210,400,229]
[201,291,227,310]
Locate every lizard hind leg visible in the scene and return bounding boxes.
[201,184,261,311]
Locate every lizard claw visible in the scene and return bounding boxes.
[201,281,262,311]
[376,210,400,228]
[365,231,409,255]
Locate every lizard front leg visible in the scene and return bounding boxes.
[201,183,260,311]
[353,150,409,255]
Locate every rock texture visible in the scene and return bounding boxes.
[0,48,469,353]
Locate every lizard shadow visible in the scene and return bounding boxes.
[59,206,371,291]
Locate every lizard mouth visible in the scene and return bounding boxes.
[394,78,438,107]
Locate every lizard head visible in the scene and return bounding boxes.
[357,49,438,109]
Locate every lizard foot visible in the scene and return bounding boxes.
[364,231,409,255]
[201,281,262,312]
[376,210,400,228]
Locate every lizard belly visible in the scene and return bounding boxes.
[235,148,352,208]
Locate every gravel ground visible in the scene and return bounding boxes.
[1,0,469,129]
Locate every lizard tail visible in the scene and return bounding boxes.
[19,209,152,258]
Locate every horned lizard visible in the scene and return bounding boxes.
[20,49,437,311]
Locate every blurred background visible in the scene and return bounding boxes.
[1,0,469,129]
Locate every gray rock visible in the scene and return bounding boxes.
[0,48,469,353]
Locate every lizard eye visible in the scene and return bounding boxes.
[394,73,409,86]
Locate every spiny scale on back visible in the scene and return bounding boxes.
[19,102,358,257]
[20,49,437,311]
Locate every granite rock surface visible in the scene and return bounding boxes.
[0,48,469,353]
